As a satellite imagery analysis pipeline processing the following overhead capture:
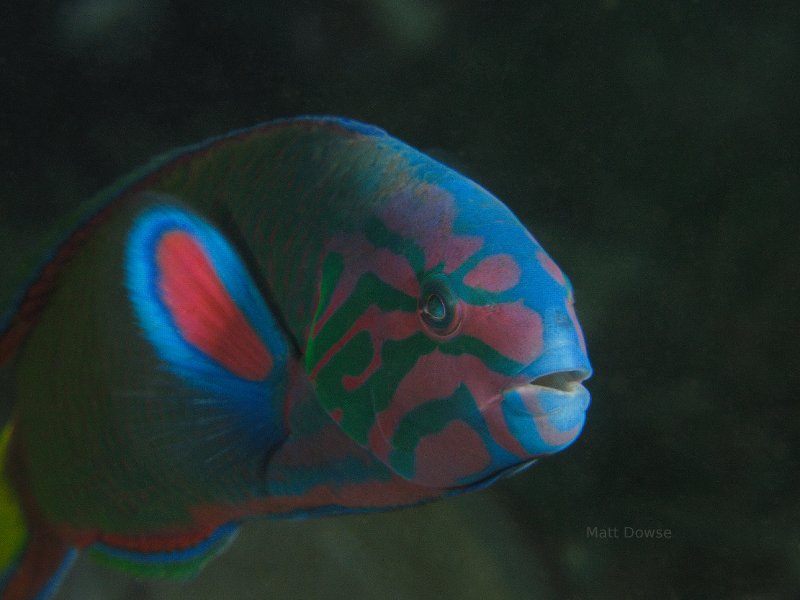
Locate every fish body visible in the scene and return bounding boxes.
[0,117,590,599]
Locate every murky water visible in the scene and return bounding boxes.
[2,1,798,598]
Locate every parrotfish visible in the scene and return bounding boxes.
[0,117,591,599]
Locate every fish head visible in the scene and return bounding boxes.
[308,162,591,489]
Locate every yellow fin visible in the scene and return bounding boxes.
[0,423,27,577]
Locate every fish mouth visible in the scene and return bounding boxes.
[503,368,592,416]
[529,369,590,393]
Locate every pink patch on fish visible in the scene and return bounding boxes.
[534,416,583,449]
[439,236,483,274]
[537,250,566,286]
[463,254,521,292]
[459,300,544,365]
[413,421,491,486]
[156,231,272,381]
[378,185,483,273]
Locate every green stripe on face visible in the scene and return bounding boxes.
[314,330,375,438]
[308,272,417,370]
[363,217,425,274]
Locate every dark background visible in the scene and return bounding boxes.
[1,1,798,598]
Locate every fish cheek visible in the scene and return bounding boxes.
[367,346,498,487]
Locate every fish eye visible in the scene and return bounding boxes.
[418,276,462,337]
[422,293,447,322]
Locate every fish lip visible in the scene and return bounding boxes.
[500,369,592,417]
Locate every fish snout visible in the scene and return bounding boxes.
[493,366,591,459]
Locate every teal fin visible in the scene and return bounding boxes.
[87,523,239,580]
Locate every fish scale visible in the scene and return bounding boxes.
[0,116,591,600]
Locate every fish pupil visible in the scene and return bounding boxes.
[423,293,447,321]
